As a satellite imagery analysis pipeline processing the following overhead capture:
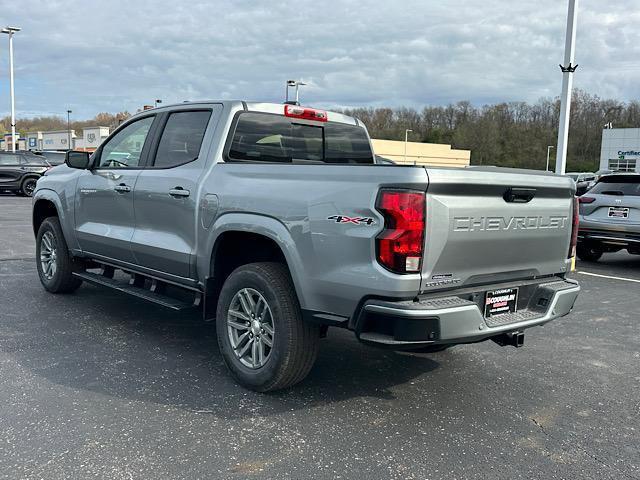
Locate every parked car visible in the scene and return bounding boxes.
[566,172,596,196]
[0,151,51,196]
[38,150,68,166]
[31,101,580,391]
[577,173,640,261]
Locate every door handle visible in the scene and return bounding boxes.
[169,187,190,198]
[114,184,131,193]
[504,187,536,203]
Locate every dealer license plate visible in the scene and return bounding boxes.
[484,287,519,318]
[608,207,629,219]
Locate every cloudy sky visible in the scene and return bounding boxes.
[1,0,639,119]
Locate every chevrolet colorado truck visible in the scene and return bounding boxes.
[32,101,580,391]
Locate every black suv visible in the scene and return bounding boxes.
[0,151,51,196]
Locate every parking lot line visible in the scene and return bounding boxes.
[578,271,640,284]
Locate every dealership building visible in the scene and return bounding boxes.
[1,127,110,152]
[371,139,470,167]
[600,128,640,173]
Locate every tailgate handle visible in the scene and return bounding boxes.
[504,187,536,203]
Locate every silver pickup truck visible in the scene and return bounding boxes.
[32,101,580,391]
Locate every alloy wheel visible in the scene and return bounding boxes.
[40,231,58,280]
[227,288,275,369]
[24,179,37,196]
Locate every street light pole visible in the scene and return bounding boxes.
[555,0,579,175]
[67,110,72,150]
[405,129,413,165]
[2,26,21,152]
[546,145,554,171]
[285,80,305,104]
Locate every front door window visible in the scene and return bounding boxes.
[98,116,155,168]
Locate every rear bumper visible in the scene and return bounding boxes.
[355,278,580,347]
[578,228,640,248]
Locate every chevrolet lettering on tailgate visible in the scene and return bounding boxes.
[453,215,569,232]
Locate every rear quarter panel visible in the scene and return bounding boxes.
[199,163,430,318]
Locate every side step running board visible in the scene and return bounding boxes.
[73,271,196,311]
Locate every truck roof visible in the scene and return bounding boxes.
[134,100,360,126]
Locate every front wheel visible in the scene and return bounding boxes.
[577,243,603,262]
[36,217,83,293]
[216,262,320,392]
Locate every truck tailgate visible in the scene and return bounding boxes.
[421,167,575,292]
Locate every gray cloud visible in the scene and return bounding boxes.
[1,0,639,118]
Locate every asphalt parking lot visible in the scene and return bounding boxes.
[1,195,639,480]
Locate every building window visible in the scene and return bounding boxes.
[608,158,637,172]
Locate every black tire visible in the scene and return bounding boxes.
[21,177,38,197]
[36,217,83,293]
[216,262,320,392]
[577,243,603,262]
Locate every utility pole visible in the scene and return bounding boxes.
[405,129,413,164]
[555,0,579,175]
[546,145,554,171]
[2,26,20,152]
[67,110,72,150]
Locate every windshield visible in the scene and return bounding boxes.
[228,112,374,164]
[590,176,640,196]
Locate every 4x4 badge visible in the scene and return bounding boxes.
[327,215,376,226]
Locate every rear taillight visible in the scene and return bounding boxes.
[569,196,579,258]
[578,196,595,204]
[375,190,425,273]
[284,104,328,122]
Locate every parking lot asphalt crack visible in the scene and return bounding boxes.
[530,417,549,436]
[529,415,638,479]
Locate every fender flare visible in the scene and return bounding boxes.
[32,189,80,252]
[198,212,310,309]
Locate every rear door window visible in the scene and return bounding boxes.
[227,112,373,164]
[22,155,49,166]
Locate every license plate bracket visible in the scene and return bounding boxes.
[485,287,519,318]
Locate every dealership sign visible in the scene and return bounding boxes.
[618,150,640,159]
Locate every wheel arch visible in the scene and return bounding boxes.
[31,190,78,252]
[201,213,309,313]
[33,197,59,236]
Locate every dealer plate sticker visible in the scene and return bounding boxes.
[608,207,629,219]
[484,287,519,318]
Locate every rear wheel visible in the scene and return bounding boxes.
[36,217,83,293]
[216,262,320,392]
[21,177,38,197]
[577,243,603,262]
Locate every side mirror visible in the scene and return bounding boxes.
[65,151,90,169]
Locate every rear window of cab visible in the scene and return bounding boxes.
[226,112,374,164]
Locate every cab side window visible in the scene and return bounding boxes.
[98,116,155,168]
[153,111,212,168]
